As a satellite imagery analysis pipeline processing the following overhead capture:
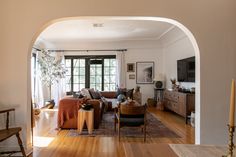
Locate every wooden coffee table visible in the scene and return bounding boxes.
[77,108,94,134]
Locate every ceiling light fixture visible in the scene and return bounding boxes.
[93,23,104,27]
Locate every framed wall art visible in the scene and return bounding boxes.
[129,74,135,79]
[127,63,135,72]
[136,62,154,84]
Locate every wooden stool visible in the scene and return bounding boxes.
[77,108,94,134]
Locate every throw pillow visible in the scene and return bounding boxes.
[73,92,84,98]
[126,88,134,99]
[89,89,101,99]
[117,94,126,102]
[81,88,92,99]
[116,88,127,98]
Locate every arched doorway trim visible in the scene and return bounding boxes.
[28,16,200,144]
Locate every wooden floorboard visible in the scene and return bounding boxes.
[31,107,194,157]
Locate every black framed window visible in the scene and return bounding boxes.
[65,55,116,94]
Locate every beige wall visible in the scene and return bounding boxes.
[0,0,236,150]
[162,29,195,89]
[125,47,164,105]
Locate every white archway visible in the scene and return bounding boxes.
[28,16,200,144]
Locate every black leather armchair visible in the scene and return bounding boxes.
[114,103,147,142]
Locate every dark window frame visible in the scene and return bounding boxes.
[65,55,116,95]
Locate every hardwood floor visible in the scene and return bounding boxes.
[31,107,194,157]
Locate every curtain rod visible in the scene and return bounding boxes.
[48,49,127,52]
[32,47,41,51]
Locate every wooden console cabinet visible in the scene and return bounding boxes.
[163,90,195,124]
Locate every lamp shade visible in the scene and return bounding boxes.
[154,73,164,81]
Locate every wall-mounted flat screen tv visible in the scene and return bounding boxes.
[177,56,195,82]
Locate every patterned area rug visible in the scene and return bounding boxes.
[67,112,180,138]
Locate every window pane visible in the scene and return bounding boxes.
[110,76,116,83]
[104,84,109,91]
[90,84,95,89]
[80,59,85,67]
[110,59,116,66]
[96,84,102,91]
[96,64,102,68]
[90,76,95,83]
[66,84,71,92]
[110,67,116,75]
[110,84,116,91]
[65,59,71,67]
[104,76,109,83]
[96,68,102,75]
[80,68,85,75]
[96,76,102,83]
[73,84,79,91]
[73,59,80,67]
[73,76,79,83]
[104,67,110,75]
[90,67,95,75]
[104,59,109,66]
[80,84,85,90]
[73,68,79,75]
[79,76,85,83]
[66,76,71,84]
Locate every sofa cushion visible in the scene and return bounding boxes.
[89,89,101,99]
[126,88,134,99]
[116,88,127,98]
[104,98,118,109]
[100,91,117,98]
[81,88,92,99]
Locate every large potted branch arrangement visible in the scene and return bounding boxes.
[38,49,67,109]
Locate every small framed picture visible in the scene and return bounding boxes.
[129,74,135,79]
[127,63,135,72]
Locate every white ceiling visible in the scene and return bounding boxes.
[38,19,174,43]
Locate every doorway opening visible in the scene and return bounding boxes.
[29,16,200,148]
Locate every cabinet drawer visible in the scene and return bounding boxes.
[164,100,172,110]
[164,92,171,100]
[178,102,186,116]
[171,102,179,113]
[164,91,178,102]
[178,94,186,104]
[172,94,179,102]
[166,101,172,109]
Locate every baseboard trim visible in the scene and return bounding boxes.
[0,144,33,156]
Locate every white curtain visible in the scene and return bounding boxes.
[116,51,126,88]
[52,52,66,106]
[34,51,44,108]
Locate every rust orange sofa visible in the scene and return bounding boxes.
[57,97,103,129]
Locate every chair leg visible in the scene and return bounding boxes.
[16,133,27,157]
[114,118,116,132]
[118,123,120,141]
[144,125,146,142]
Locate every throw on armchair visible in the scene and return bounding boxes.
[115,103,147,142]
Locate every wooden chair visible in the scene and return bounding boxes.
[115,103,147,142]
[0,108,26,157]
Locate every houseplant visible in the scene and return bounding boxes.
[38,49,67,108]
